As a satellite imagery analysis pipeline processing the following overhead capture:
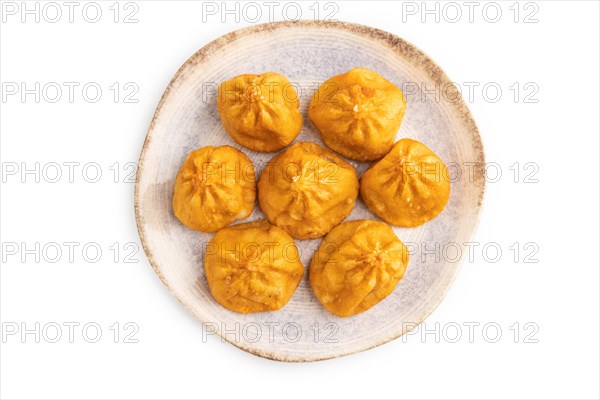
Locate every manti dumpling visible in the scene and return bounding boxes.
[360,139,451,227]
[217,72,302,152]
[258,142,359,240]
[172,145,256,232]
[310,220,409,317]
[204,220,304,313]
[308,68,406,161]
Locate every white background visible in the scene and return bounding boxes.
[1,1,599,399]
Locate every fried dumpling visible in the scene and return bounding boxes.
[205,220,304,313]
[218,72,302,152]
[258,142,359,240]
[173,145,256,232]
[309,68,406,161]
[360,139,451,227]
[310,220,409,317]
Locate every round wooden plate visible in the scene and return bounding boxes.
[135,20,485,362]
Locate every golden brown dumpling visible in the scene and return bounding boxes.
[258,142,359,240]
[360,139,450,227]
[308,68,406,161]
[217,72,302,152]
[173,145,256,232]
[204,220,304,313]
[310,220,409,317]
